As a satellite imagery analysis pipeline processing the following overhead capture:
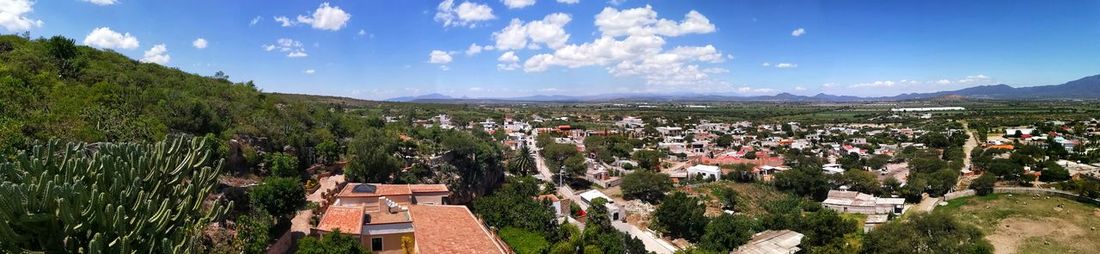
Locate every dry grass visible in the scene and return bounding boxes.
[937,193,1100,254]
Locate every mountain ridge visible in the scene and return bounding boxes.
[385,74,1100,103]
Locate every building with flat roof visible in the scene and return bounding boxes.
[821,189,905,215]
[733,230,804,254]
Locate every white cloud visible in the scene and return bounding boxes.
[358,29,366,36]
[82,27,139,49]
[435,0,495,28]
[774,63,797,68]
[263,38,307,57]
[736,86,775,94]
[466,43,484,56]
[304,69,316,74]
[250,16,262,26]
[492,13,572,50]
[607,0,627,5]
[296,2,351,31]
[794,86,807,91]
[594,5,715,37]
[439,65,450,71]
[791,28,805,37]
[0,0,43,32]
[81,0,117,6]
[557,0,579,4]
[502,0,536,9]
[497,51,520,70]
[846,74,994,89]
[761,62,771,67]
[192,38,208,49]
[140,44,170,65]
[429,50,453,64]
[274,16,294,27]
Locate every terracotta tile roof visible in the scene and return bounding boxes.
[316,206,364,234]
[408,205,505,254]
[409,184,450,193]
[337,183,412,198]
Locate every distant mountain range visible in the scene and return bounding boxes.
[385,74,1100,103]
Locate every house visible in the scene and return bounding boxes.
[863,214,889,232]
[314,183,504,254]
[733,230,804,254]
[536,194,571,219]
[687,164,722,180]
[822,164,845,175]
[577,189,623,221]
[1005,127,1036,137]
[821,189,905,215]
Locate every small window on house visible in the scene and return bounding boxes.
[371,237,383,251]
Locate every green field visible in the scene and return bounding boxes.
[937,193,1100,254]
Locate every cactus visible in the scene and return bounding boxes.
[0,137,231,253]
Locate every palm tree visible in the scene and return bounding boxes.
[508,146,537,176]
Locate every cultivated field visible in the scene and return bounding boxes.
[937,194,1100,254]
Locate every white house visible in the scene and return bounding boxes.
[577,190,622,221]
[822,164,845,174]
[687,165,722,180]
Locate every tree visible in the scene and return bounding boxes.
[296,229,368,254]
[499,227,551,254]
[267,152,300,178]
[0,138,229,253]
[861,213,993,254]
[652,192,709,242]
[507,146,537,176]
[249,177,307,220]
[632,149,663,171]
[237,209,274,254]
[315,140,340,165]
[716,134,734,148]
[699,214,758,252]
[345,128,403,182]
[621,171,673,203]
[970,173,996,196]
[472,179,559,238]
[713,187,738,211]
[799,209,858,247]
[1039,161,1071,182]
[586,198,612,229]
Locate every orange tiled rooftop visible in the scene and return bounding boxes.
[316,206,365,234]
[408,205,505,254]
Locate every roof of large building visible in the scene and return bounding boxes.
[734,230,804,254]
[408,205,505,254]
[823,190,905,207]
[337,183,449,198]
[316,206,365,234]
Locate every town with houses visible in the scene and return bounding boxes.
[301,105,1100,253]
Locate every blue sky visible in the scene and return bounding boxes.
[5,0,1100,99]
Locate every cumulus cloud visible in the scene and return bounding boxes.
[0,0,43,32]
[594,5,715,37]
[83,27,140,49]
[774,63,797,68]
[274,16,294,27]
[262,38,307,58]
[435,0,495,28]
[607,0,627,5]
[502,0,536,9]
[304,69,316,74]
[493,13,572,50]
[558,0,579,4]
[140,44,170,65]
[81,0,117,5]
[791,28,805,37]
[250,16,262,26]
[846,74,994,89]
[296,2,351,31]
[192,38,208,49]
[429,50,453,64]
[466,43,485,56]
[517,7,725,86]
[497,51,520,70]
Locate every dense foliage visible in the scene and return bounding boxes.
[0,138,229,253]
[621,171,673,203]
[861,213,993,254]
[296,229,368,254]
[652,192,709,242]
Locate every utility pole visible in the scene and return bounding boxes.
[559,165,565,187]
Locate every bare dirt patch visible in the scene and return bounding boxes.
[987,217,1084,254]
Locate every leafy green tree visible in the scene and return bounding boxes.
[472,181,558,238]
[652,192,709,242]
[621,171,673,203]
[632,149,663,171]
[249,177,306,220]
[314,140,340,165]
[1039,161,1071,182]
[713,187,738,211]
[716,134,734,148]
[970,173,997,196]
[296,229,368,254]
[861,213,993,254]
[267,152,300,178]
[586,198,612,230]
[345,128,403,182]
[699,214,758,252]
[237,209,274,254]
[799,209,858,247]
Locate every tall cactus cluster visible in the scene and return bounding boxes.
[0,137,232,253]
